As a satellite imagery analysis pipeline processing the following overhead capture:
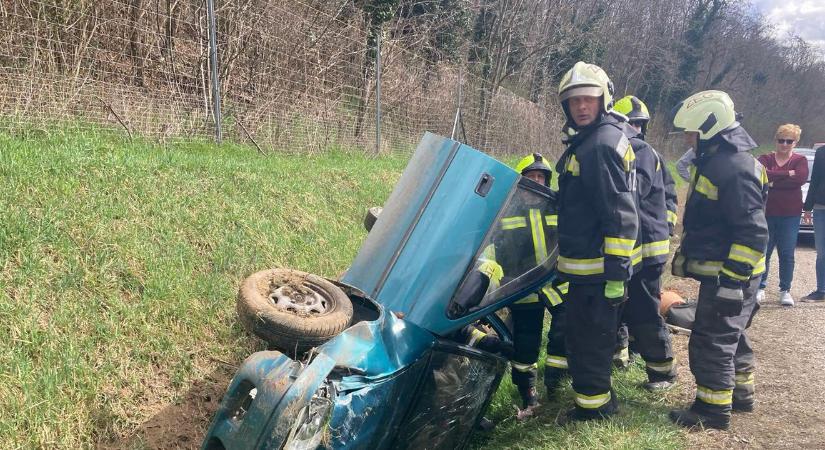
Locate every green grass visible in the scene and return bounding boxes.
[0,127,406,448]
[0,126,687,448]
[469,345,686,449]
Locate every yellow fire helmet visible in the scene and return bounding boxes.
[613,95,650,123]
[515,153,552,186]
[671,90,737,141]
[558,61,615,113]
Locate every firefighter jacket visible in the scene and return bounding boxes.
[555,114,639,283]
[625,127,677,268]
[663,161,678,235]
[672,127,769,282]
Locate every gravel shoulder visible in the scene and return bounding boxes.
[664,237,825,449]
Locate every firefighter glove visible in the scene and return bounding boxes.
[715,275,744,316]
[605,280,627,306]
[478,260,503,290]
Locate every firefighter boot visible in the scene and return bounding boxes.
[518,384,539,409]
[642,359,677,392]
[669,401,730,430]
[515,385,540,421]
[613,346,630,369]
[543,367,566,401]
[558,389,618,425]
[475,416,496,431]
[643,379,675,392]
[732,399,754,413]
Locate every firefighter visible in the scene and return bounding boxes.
[504,153,569,416]
[668,90,768,430]
[554,62,639,422]
[612,95,678,391]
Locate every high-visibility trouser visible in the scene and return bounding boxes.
[689,277,760,412]
[509,302,545,392]
[623,264,675,382]
[566,283,620,412]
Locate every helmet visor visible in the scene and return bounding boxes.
[560,86,603,102]
[670,100,687,132]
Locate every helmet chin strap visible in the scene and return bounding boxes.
[562,95,611,131]
[696,135,722,157]
[564,108,606,132]
[696,123,750,155]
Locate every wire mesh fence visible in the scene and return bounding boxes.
[0,0,563,157]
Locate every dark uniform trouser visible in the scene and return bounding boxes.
[567,283,620,413]
[510,296,569,398]
[544,301,568,387]
[509,302,545,397]
[690,277,760,413]
[623,264,675,382]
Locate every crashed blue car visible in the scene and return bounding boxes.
[202,133,559,449]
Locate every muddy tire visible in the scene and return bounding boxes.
[237,269,353,353]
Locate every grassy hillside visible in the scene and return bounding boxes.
[0,128,406,447]
[0,128,686,448]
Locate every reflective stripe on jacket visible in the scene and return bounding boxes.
[503,207,564,305]
[498,207,555,282]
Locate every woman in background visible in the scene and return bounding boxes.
[757,124,809,306]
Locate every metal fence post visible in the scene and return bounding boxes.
[206,0,222,144]
[375,27,382,154]
[451,70,463,140]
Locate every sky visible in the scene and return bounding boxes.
[750,0,825,49]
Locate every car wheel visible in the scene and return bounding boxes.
[237,269,353,353]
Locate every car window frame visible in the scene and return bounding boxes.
[447,177,558,318]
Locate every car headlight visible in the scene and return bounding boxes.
[284,381,335,450]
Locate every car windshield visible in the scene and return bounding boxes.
[449,179,557,317]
